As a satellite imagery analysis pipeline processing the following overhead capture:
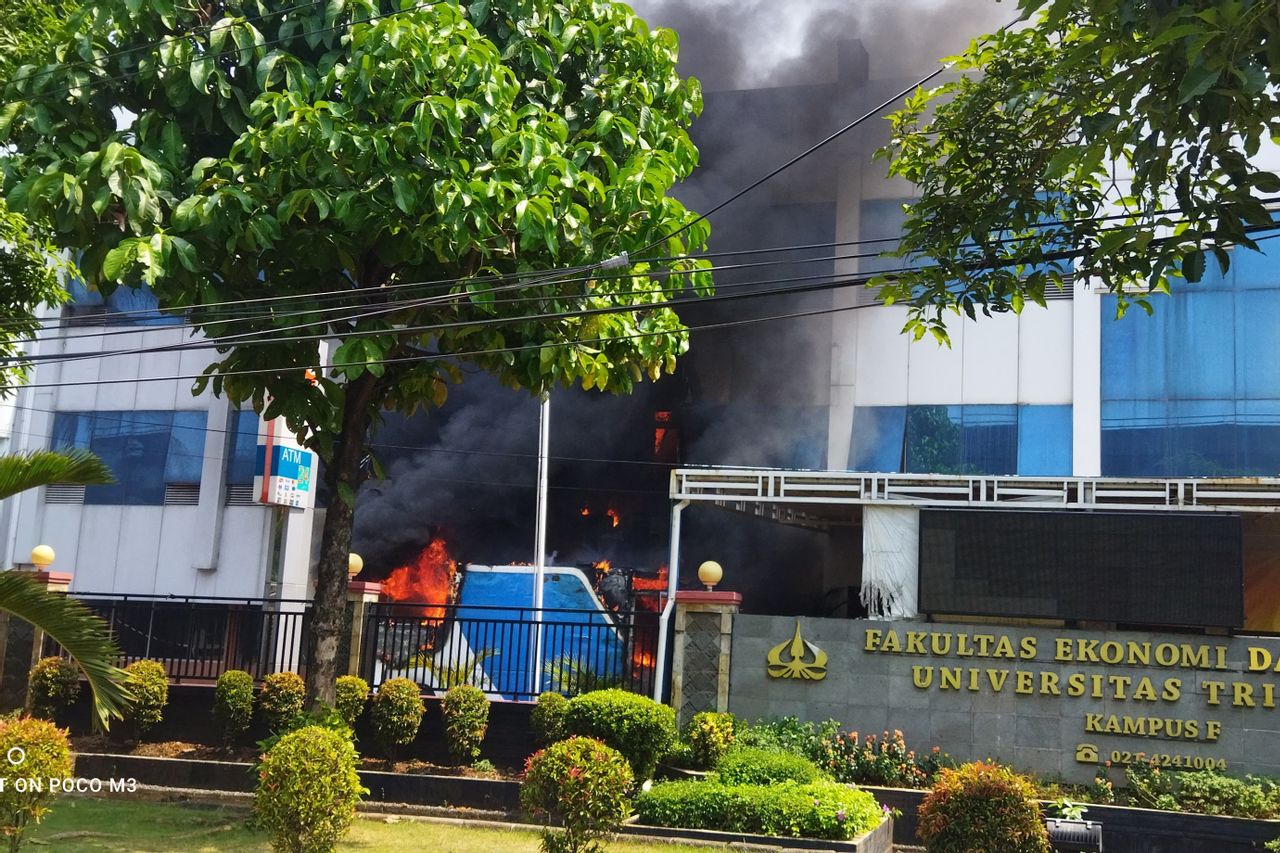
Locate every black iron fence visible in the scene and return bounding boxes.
[360,602,659,700]
[45,593,311,683]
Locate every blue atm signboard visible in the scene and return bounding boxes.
[253,419,317,509]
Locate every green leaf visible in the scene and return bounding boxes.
[102,243,137,282]
[1177,63,1219,104]
[1183,249,1206,283]
[392,176,414,214]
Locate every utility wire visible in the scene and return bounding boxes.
[19,222,1280,368]
[21,247,895,357]
[15,200,1250,339]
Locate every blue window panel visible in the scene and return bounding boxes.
[66,278,104,307]
[850,406,906,472]
[1237,288,1280,399]
[1233,228,1280,289]
[164,411,207,484]
[957,405,1017,475]
[1241,400,1280,474]
[51,412,92,450]
[49,411,208,504]
[1101,298,1170,402]
[904,405,1017,475]
[1016,405,1072,475]
[86,411,172,505]
[1166,288,1235,399]
[227,410,261,485]
[105,284,182,326]
[1168,400,1237,476]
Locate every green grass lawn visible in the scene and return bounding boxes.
[25,797,722,852]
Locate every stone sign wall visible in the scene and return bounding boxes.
[729,615,1280,782]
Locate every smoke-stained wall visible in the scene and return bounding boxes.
[351,0,1011,615]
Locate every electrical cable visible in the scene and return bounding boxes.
[18,223,1280,368]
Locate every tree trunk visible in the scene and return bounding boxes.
[304,372,381,709]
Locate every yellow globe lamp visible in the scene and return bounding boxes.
[348,552,364,580]
[30,545,55,569]
[697,560,723,592]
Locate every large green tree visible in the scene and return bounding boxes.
[1,0,710,704]
[877,0,1280,341]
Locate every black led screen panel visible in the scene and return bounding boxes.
[918,510,1243,628]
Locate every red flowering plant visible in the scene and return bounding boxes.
[521,737,634,853]
[815,728,950,788]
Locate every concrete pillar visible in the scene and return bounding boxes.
[345,581,382,680]
[670,590,740,725]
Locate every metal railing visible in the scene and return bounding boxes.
[360,601,659,700]
[47,593,312,683]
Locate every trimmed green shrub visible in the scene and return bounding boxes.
[714,746,823,785]
[531,692,568,745]
[27,657,79,721]
[213,670,254,744]
[441,684,488,764]
[371,677,424,759]
[686,711,736,769]
[334,676,369,729]
[917,762,1049,853]
[734,715,839,763]
[254,724,366,853]
[123,660,168,736]
[1125,763,1280,818]
[259,672,306,733]
[0,716,73,849]
[522,736,633,853]
[563,689,676,780]
[635,779,882,841]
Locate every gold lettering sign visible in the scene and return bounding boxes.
[767,621,828,680]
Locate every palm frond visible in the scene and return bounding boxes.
[0,449,114,501]
[408,648,496,690]
[0,572,130,729]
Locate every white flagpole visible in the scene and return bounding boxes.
[531,392,550,696]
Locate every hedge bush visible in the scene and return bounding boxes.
[334,676,369,729]
[213,670,254,744]
[1125,762,1280,818]
[0,716,73,849]
[734,716,838,763]
[522,736,633,853]
[260,672,306,733]
[635,779,881,841]
[563,689,676,780]
[254,724,366,853]
[531,692,568,746]
[371,678,424,759]
[917,762,1049,853]
[27,657,80,721]
[123,660,168,736]
[685,711,736,769]
[714,747,823,786]
[441,685,488,764]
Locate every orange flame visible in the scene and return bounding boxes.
[382,537,456,619]
[580,505,591,517]
[631,564,668,592]
[606,507,621,528]
[594,559,612,573]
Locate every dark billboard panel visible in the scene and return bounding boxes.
[918,510,1243,629]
